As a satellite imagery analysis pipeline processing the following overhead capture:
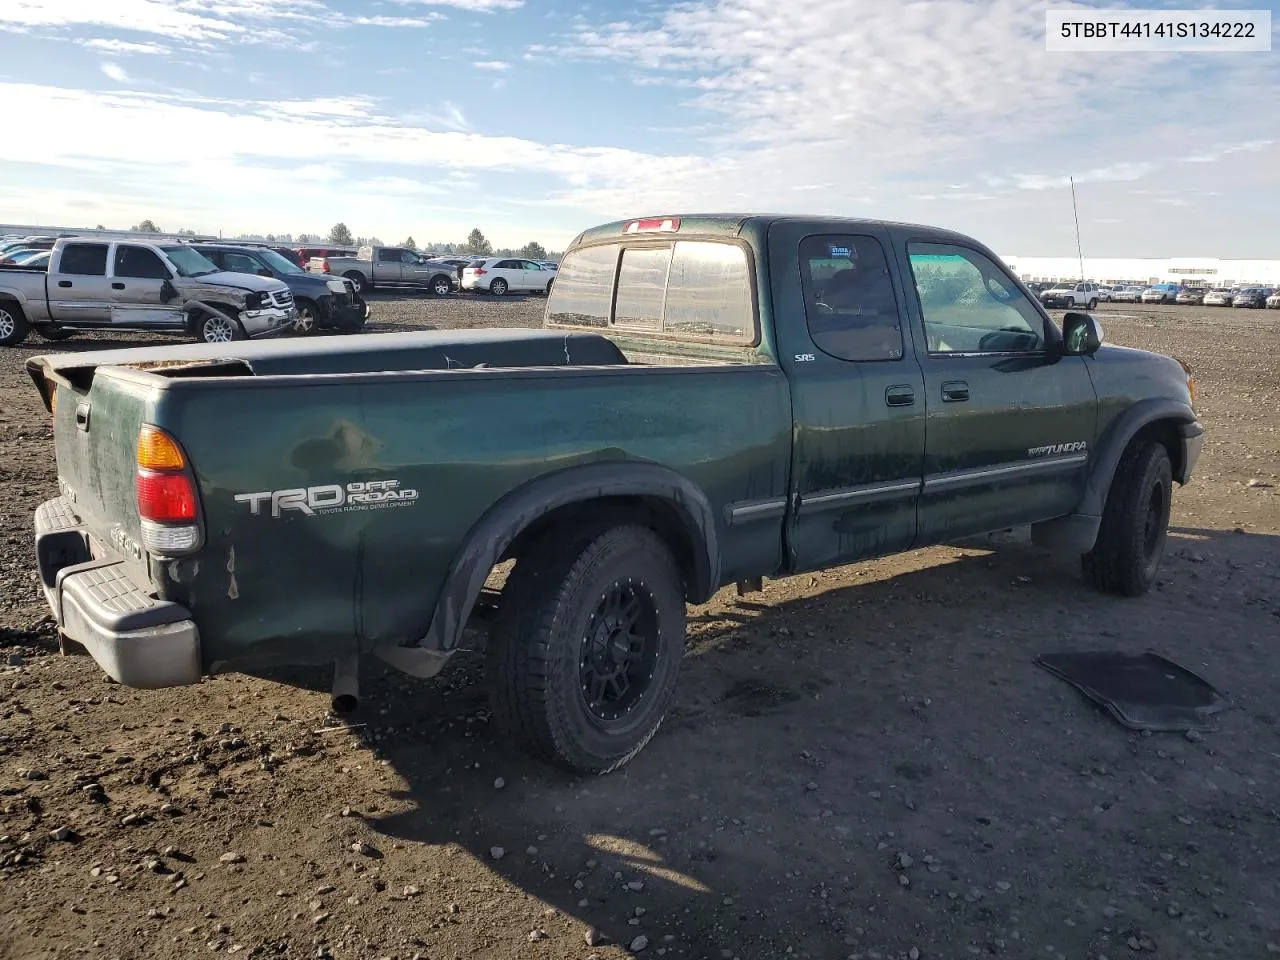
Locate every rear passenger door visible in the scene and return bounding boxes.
[768,221,927,572]
[48,242,113,323]
[109,245,184,327]
[897,237,1097,542]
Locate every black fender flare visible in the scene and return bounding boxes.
[1080,397,1197,518]
[1035,397,1199,554]
[416,461,720,654]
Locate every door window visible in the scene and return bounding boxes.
[799,235,903,361]
[496,260,520,270]
[400,250,422,264]
[58,243,109,276]
[907,243,1046,354]
[114,246,171,280]
[222,252,263,274]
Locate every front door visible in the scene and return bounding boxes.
[375,248,404,283]
[897,238,1098,544]
[109,244,184,326]
[48,242,113,324]
[769,221,927,573]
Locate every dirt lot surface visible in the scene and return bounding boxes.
[1,297,1278,960]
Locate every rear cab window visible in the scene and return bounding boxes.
[798,235,903,362]
[547,239,755,344]
[57,243,109,276]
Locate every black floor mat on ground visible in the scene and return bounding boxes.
[1035,651,1227,731]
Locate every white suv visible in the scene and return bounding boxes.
[460,258,556,296]
[1039,281,1101,310]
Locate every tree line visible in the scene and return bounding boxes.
[115,222,559,261]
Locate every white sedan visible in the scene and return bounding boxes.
[460,258,556,296]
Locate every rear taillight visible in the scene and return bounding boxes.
[473,267,486,276]
[136,425,201,555]
[321,259,331,274]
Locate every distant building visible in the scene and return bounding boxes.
[997,255,1280,287]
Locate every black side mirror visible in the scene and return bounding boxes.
[159,279,177,303]
[258,268,273,277]
[1062,312,1103,356]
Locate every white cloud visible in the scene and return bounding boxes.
[473,60,510,71]
[79,38,168,55]
[0,81,703,245]
[99,61,130,82]
[390,0,524,9]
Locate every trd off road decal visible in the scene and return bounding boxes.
[235,480,419,518]
[1026,441,1088,458]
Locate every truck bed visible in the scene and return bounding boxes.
[29,327,790,677]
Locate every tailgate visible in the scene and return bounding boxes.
[28,359,151,555]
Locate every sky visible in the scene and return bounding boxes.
[0,0,1277,255]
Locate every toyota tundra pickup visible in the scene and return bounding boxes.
[28,214,1203,774]
[0,238,297,346]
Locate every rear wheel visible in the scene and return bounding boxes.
[489,277,508,296]
[0,302,30,346]
[1087,298,1098,310]
[293,299,319,335]
[197,310,246,344]
[1082,441,1172,597]
[545,278,554,295]
[489,524,686,774]
[343,271,366,295]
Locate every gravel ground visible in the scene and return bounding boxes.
[1,296,1278,960]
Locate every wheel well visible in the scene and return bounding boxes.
[0,296,26,319]
[501,495,703,599]
[1128,419,1183,482]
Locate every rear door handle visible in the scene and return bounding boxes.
[57,280,72,288]
[111,282,125,290]
[942,380,970,402]
[885,384,916,407]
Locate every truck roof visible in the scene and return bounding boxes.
[569,213,982,251]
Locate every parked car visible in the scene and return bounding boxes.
[0,237,56,257]
[1142,284,1180,304]
[1202,288,1235,306]
[460,257,557,296]
[308,246,456,296]
[1267,290,1280,309]
[1231,287,1272,309]
[26,213,1202,774]
[1111,285,1145,303]
[0,237,295,346]
[192,243,368,335]
[10,250,51,268]
[1095,285,1114,302]
[0,248,43,265]
[1039,280,1101,309]
[1175,288,1206,305]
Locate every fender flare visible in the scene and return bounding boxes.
[414,461,720,656]
[1034,397,1197,553]
[1080,397,1197,518]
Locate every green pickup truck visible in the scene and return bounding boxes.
[28,214,1202,774]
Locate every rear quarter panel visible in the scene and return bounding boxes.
[155,365,791,673]
[0,271,53,321]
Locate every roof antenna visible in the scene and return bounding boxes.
[1070,175,1085,281]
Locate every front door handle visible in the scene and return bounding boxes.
[57,280,72,288]
[111,282,125,290]
[885,384,916,407]
[942,380,970,402]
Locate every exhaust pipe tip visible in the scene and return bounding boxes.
[331,655,359,715]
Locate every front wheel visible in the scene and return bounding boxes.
[197,310,246,344]
[489,525,686,774]
[343,271,366,295]
[489,277,508,296]
[1082,442,1172,597]
[0,302,30,346]
[430,275,452,297]
[293,300,319,335]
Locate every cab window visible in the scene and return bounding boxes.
[799,235,903,361]
[113,245,171,280]
[907,243,1045,354]
[58,243,109,276]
